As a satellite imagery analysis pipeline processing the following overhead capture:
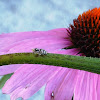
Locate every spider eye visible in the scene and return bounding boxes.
[35,48,39,51]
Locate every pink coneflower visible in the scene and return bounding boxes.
[0,7,100,100]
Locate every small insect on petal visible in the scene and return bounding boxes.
[32,48,47,56]
[51,92,54,97]
[51,92,54,99]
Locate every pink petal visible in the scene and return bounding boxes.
[0,28,72,54]
[74,71,98,100]
[2,64,62,99]
[97,75,100,99]
[45,68,78,100]
[0,64,21,76]
[3,39,68,53]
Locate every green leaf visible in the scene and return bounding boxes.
[0,53,100,74]
[0,73,13,89]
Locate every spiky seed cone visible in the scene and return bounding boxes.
[67,7,100,58]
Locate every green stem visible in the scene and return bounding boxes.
[0,53,100,74]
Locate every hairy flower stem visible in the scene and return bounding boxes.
[0,53,100,74]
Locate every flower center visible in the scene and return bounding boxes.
[67,7,100,58]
